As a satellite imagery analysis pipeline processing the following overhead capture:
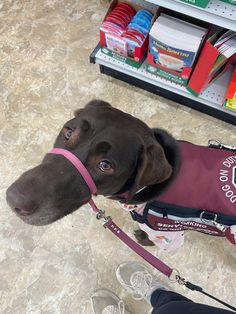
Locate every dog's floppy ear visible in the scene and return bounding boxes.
[128,141,172,200]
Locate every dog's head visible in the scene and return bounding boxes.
[6,100,172,225]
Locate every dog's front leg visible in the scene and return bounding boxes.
[134,229,155,246]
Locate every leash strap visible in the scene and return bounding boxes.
[105,212,236,311]
[106,218,173,277]
[90,201,236,312]
[89,199,173,277]
[185,281,236,312]
[90,202,236,312]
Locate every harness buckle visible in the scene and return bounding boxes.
[212,221,226,232]
[200,211,226,232]
[208,139,236,151]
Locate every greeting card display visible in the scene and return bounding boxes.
[147,14,207,85]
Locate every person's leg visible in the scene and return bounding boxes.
[116,261,234,314]
[150,289,234,314]
[150,288,192,308]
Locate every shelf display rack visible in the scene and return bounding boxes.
[90,0,236,125]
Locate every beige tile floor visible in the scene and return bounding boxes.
[0,1,236,313]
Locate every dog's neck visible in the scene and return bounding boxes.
[114,129,181,204]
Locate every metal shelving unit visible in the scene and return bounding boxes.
[146,0,236,31]
[91,0,236,125]
[91,45,236,125]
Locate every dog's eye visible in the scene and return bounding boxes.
[98,160,112,172]
[64,128,73,140]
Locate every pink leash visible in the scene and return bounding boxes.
[48,148,236,312]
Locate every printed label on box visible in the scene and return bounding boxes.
[146,64,188,85]
[105,33,128,57]
[101,46,144,69]
[150,37,196,73]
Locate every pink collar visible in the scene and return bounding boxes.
[48,148,97,195]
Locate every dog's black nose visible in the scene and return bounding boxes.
[6,185,37,216]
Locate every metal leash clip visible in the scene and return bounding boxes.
[208,139,236,151]
[169,268,186,285]
[96,209,111,227]
[176,275,187,286]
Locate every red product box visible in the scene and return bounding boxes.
[100,0,158,66]
[187,30,236,96]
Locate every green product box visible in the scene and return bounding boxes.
[101,46,145,69]
[219,0,236,5]
[179,0,210,8]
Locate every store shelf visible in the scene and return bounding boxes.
[90,45,236,125]
[146,0,236,31]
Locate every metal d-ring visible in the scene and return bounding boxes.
[169,268,186,285]
[208,139,222,149]
[96,209,111,226]
[200,211,217,224]
[96,209,106,220]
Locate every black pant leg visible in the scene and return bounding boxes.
[150,289,234,314]
[150,289,193,309]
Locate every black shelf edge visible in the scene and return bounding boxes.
[90,43,101,64]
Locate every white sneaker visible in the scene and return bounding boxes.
[90,289,131,314]
[116,262,169,302]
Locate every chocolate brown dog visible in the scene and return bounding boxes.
[6,100,180,244]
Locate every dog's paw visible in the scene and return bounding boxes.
[134,229,155,246]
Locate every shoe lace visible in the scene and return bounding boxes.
[102,300,125,314]
[129,270,153,300]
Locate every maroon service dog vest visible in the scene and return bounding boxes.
[132,141,236,245]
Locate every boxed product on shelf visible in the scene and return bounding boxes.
[179,0,210,8]
[187,29,236,96]
[146,13,208,85]
[224,66,236,110]
[99,0,158,68]
[220,0,236,5]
